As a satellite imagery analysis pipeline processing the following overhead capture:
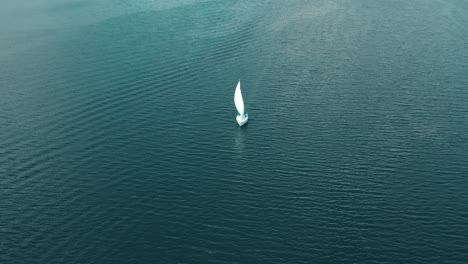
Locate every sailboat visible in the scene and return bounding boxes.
[234,80,248,126]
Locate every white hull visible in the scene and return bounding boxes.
[236,114,248,126]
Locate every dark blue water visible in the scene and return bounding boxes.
[1,0,468,263]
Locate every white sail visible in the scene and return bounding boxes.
[234,81,244,116]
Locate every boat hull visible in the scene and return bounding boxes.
[236,114,248,126]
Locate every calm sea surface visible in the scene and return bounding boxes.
[1,0,467,263]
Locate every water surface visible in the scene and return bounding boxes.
[1,0,468,263]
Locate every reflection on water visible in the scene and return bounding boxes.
[234,122,248,156]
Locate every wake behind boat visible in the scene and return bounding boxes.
[234,80,248,126]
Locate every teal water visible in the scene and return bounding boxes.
[1,0,468,263]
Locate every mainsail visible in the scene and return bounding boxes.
[234,81,244,116]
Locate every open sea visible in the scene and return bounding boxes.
[1,0,468,263]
